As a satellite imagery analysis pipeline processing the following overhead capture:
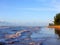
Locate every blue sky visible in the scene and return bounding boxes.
[0,0,60,25]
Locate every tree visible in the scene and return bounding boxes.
[54,13,60,25]
[54,13,60,37]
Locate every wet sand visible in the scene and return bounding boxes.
[0,26,60,45]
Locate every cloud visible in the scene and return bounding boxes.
[49,0,60,12]
[16,0,60,13]
[0,19,5,22]
[16,7,58,12]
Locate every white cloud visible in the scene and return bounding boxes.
[16,7,58,12]
[16,0,60,12]
[49,0,60,12]
[0,19,5,22]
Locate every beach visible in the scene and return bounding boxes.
[48,25,60,29]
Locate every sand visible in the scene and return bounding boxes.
[48,25,60,30]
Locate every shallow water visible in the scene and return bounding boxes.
[0,26,60,45]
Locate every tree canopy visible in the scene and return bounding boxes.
[54,13,60,25]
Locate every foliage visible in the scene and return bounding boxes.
[54,13,60,25]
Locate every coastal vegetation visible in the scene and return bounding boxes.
[54,13,60,25]
[48,13,60,28]
[48,13,60,37]
[54,13,60,37]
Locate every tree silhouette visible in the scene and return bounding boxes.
[54,13,60,37]
[54,13,60,25]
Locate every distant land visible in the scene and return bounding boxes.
[0,21,16,26]
[0,21,49,26]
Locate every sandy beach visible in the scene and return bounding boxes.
[48,25,60,29]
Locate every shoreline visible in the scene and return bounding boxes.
[48,25,60,29]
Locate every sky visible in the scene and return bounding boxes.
[0,0,60,26]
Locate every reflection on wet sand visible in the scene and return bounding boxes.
[55,29,60,37]
[5,30,29,39]
[48,26,60,37]
[0,27,60,45]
